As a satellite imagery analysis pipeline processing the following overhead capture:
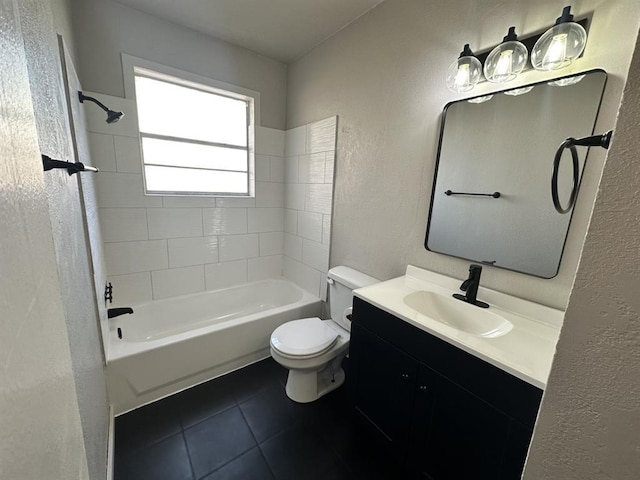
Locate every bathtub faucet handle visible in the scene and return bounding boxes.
[108,307,134,319]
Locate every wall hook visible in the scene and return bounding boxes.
[42,154,99,176]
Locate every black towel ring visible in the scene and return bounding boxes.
[551,130,613,214]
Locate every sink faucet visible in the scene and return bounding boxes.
[107,307,134,318]
[453,264,489,308]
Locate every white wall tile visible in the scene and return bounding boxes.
[285,125,306,156]
[283,257,322,298]
[270,156,284,182]
[299,153,326,183]
[205,260,248,291]
[285,183,305,210]
[99,208,148,243]
[305,184,333,215]
[256,182,284,207]
[216,196,256,208]
[284,233,303,261]
[83,91,138,137]
[325,151,335,183]
[249,255,283,282]
[219,234,259,262]
[203,208,247,235]
[260,232,284,256]
[256,126,285,156]
[248,208,284,233]
[255,155,271,181]
[285,156,299,184]
[322,215,332,245]
[168,236,218,268]
[104,240,168,275]
[162,196,217,208]
[306,116,337,154]
[297,211,323,242]
[147,208,203,239]
[88,132,116,172]
[107,272,153,306]
[96,173,162,208]
[284,209,298,235]
[114,136,142,173]
[151,266,205,300]
[302,240,330,272]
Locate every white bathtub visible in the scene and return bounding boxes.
[106,278,321,414]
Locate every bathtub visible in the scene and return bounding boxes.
[106,278,321,414]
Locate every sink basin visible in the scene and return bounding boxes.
[403,290,513,338]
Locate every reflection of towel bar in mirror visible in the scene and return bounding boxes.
[445,190,501,198]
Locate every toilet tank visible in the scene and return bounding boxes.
[327,266,378,331]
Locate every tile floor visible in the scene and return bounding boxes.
[114,358,396,479]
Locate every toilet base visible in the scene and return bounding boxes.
[285,363,346,403]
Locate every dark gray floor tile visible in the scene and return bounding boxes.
[239,384,316,442]
[115,395,182,455]
[227,358,286,403]
[115,432,193,480]
[184,406,257,478]
[260,424,339,480]
[202,447,274,480]
[176,375,238,429]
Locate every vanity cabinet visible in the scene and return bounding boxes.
[349,297,543,480]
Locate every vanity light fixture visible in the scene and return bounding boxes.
[483,27,528,83]
[547,74,586,87]
[446,44,482,93]
[467,95,494,104]
[78,91,124,124]
[446,6,587,94]
[531,6,587,71]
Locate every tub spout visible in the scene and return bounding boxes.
[108,307,134,319]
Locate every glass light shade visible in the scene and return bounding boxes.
[467,95,493,104]
[446,55,482,93]
[503,86,534,96]
[484,41,528,83]
[547,74,586,87]
[531,22,587,71]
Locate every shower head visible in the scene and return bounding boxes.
[78,91,125,124]
[106,109,124,124]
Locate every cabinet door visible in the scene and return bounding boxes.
[350,323,418,461]
[408,365,511,480]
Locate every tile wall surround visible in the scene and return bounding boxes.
[86,91,336,304]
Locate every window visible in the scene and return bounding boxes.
[133,68,254,196]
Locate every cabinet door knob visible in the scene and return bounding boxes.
[400,373,410,381]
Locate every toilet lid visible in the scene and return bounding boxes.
[271,317,339,357]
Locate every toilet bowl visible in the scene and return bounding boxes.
[270,266,378,403]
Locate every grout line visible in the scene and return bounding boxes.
[180,429,197,480]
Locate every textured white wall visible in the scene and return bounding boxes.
[16,0,110,478]
[0,0,89,478]
[69,0,288,129]
[287,0,640,309]
[524,32,640,479]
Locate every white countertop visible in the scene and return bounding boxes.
[353,265,564,389]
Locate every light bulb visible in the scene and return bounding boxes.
[455,64,471,88]
[542,34,568,70]
[531,7,587,71]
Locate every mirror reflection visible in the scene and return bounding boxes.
[426,70,607,278]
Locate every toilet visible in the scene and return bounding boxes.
[270,266,378,403]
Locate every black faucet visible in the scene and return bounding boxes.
[453,264,489,308]
[107,307,134,318]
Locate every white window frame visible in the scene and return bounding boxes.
[122,54,259,197]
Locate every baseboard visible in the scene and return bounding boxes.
[107,405,115,480]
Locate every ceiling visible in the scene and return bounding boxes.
[113,0,386,63]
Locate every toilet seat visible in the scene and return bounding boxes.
[270,317,339,358]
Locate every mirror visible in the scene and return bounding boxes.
[425,70,607,278]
